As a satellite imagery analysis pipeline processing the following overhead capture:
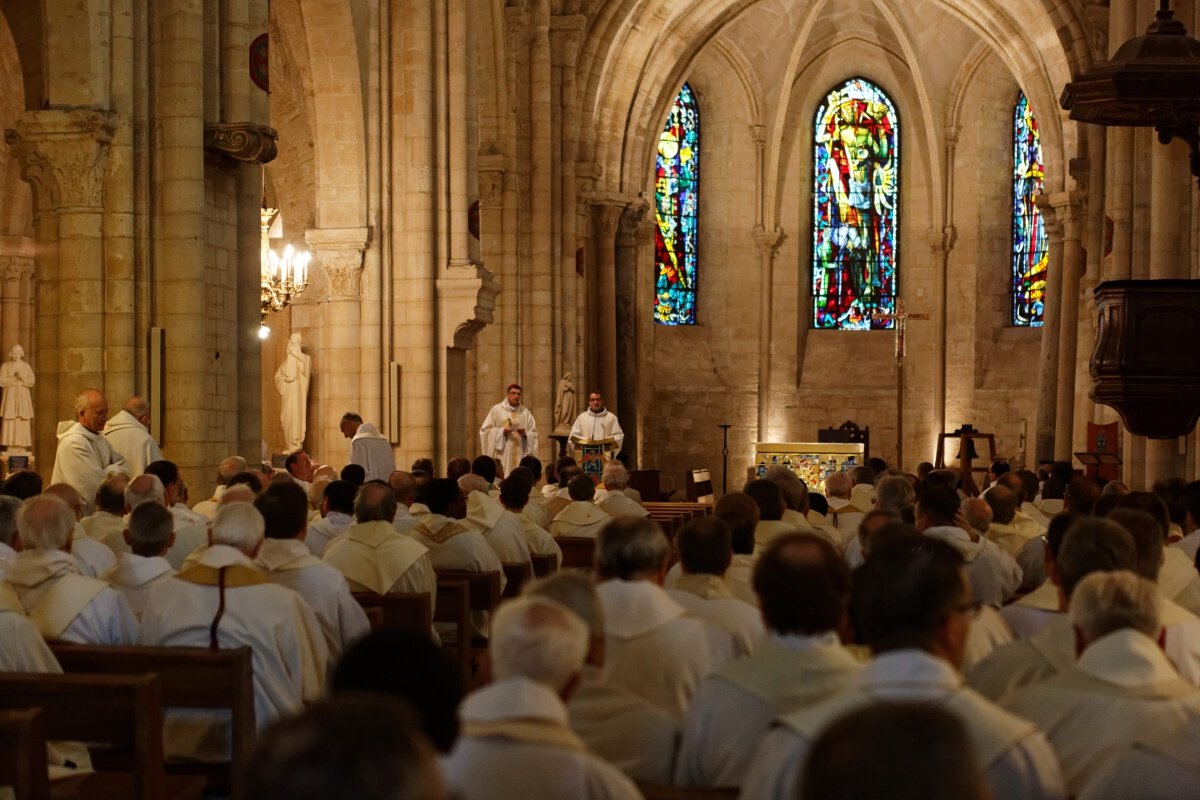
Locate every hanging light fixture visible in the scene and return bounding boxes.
[259,166,311,337]
[1060,0,1200,184]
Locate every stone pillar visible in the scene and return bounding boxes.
[754,227,784,440]
[931,225,956,451]
[0,257,33,356]
[6,109,117,466]
[1033,196,1065,462]
[306,228,370,466]
[1049,192,1085,463]
[591,199,623,407]
[616,200,651,464]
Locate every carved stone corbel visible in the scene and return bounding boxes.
[204,123,279,165]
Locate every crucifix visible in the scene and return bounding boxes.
[872,299,929,469]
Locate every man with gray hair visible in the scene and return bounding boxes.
[44,482,116,579]
[51,389,127,513]
[1007,570,1200,796]
[528,572,677,784]
[441,595,641,800]
[596,461,647,518]
[595,517,736,719]
[550,475,613,538]
[123,473,207,569]
[2,494,137,644]
[141,501,329,760]
[101,501,176,619]
[459,473,532,565]
[763,466,816,535]
[0,494,19,562]
[191,455,249,519]
[101,395,163,476]
[824,471,864,540]
[80,472,128,550]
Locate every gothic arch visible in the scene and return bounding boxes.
[0,0,41,109]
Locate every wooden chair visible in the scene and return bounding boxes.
[49,643,254,798]
[433,580,472,684]
[435,569,503,615]
[685,468,715,504]
[0,672,205,800]
[501,561,533,598]
[0,707,49,800]
[556,536,596,569]
[352,592,433,634]
[530,552,557,578]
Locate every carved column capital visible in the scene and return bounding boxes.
[1045,191,1086,241]
[928,225,957,255]
[1,256,32,285]
[305,227,371,299]
[5,108,117,213]
[478,153,506,210]
[438,262,501,350]
[753,227,785,258]
[204,123,278,165]
[618,199,653,246]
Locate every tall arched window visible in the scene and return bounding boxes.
[811,77,899,330]
[1011,91,1048,327]
[654,83,700,326]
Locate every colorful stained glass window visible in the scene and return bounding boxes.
[1011,92,1048,327]
[811,77,899,330]
[654,83,700,325]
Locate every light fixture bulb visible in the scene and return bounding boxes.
[258,323,271,340]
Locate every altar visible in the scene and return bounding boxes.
[753,442,865,491]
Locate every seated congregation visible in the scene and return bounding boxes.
[5,395,1200,799]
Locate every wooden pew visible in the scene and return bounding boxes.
[435,570,503,688]
[433,580,472,684]
[48,643,254,798]
[352,592,433,634]
[556,536,595,570]
[0,672,205,800]
[501,561,533,598]
[0,707,49,800]
[530,552,558,578]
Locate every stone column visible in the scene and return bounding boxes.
[930,225,956,450]
[1033,196,1065,462]
[1049,192,1085,463]
[6,109,117,464]
[591,199,624,407]
[306,227,370,466]
[616,200,651,463]
[0,257,33,356]
[754,227,784,440]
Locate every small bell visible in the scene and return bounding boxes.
[956,438,980,461]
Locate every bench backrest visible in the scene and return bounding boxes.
[501,562,533,599]
[352,592,432,634]
[530,552,557,578]
[434,570,502,611]
[0,707,49,800]
[556,536,596,570]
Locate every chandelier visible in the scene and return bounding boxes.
[260,169,311,337]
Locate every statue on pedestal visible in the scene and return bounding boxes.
[274,333,311,453]
[0,345,34,450]
[552,372,576,436]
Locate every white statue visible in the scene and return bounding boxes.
[0,344,34,450]
[274,333,311,453]
[553,372,576,436]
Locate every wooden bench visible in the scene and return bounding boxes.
[435,570,503,687]
[48,643,254,798]
[530,552,558,578]
[0,672,205,800]
[352,592,433,634]
[0,707,49,800]
[433,580,472,684]
[556,536,596,570]
[501,561,533,599]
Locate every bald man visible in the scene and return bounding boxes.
[51,389,127,513]
[102,396,163,476]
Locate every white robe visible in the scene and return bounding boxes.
[409,514,505,591]
[349,422,395,482]
[191,485,225,520]
[255,538,370,658]
[443,677,642,800]
[922,525,1022,607]
[101,410,163,477]
[3,549,139,645]
[1005,629,1200,797]
[667,573,765,657]
[102,552,175,619]
[80,510,126,547]
[479,401,539,477]
[71,533,117,578]
[306,511,353,557]
[392,504,420,534]
[597,491,647,519]
[516,512,562,567]
[1079,714,1200,800]
[322,520,435,600]
[595,579,736,720]
[463,492,533,566]
[569,409,624,456]
[740,649,1067,800]
[51,421,127,511]
[674,632,861,788]
[141,544,328,760]
[550,501,613,538]
[664,554,759,608]
[0,608,60,671]
[1172,529,1200,564]
[1160,546,1200,615]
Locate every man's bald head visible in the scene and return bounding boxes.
[43,483,83,520]
[997,472,1026,503]
[984,485,1017,524]
[388,471,417,506]
[125,474,167,510]
[962,498,992,533]
[74,389,109,433]
[220,485,257,506]
[218,456,248,484]
[123,396,150,419]
[825,471,852,499]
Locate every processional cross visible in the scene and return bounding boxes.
[872,298,929,470]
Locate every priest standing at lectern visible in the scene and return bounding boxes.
[570,391,623,459]
[480,384,539,477]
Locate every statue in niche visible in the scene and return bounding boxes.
[0,344,34,450]
[552,372,576,436]
[274,333,311,453]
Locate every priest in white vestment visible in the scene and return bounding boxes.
[595,462,647,518]
[141,502,328,760]
[745,479,804,553]
[762,467,819,538]
[568,392,624,459]
[983,486,1037,557]
[50,390,127,512]
[666,517,764,657]
[676,533,861,788]
[323,483,436,607]
[102,502,176,619]
[101,396,163,477]
[80,474,128,547]
[459,474,533,565]
[407,479,505,591]
[740,537,1066,800]
[528,572,677,785]
[1006,571,1200,797]
[917,486,1022,607]
[2,494,138,645]
[441,595,642,800]
[304,478,357,556]
[253,482,370,658]
[1079,714,1200,800]
[479,384,539,478]
[41,483,117,581]
[191,456,247,519]
[0,495,19,564]
[594,517,737,720]
[123,473,207,569]
[550,475,613,538]
[824,471,866,546]
[388,471,422,534]
[340,412,396,483]
[497,468,562,567]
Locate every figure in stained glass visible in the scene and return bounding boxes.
[654,83,699,325]
[1011,92,1048,327]
[811,77,899,330]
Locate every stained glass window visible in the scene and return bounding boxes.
[811,77,899,330]
[1011,91,1048,327]
[654,83,699,325]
